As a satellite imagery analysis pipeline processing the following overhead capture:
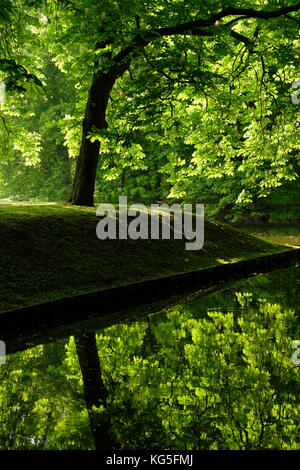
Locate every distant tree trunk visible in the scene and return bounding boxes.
[67,72,115,206]
[56,142,72,187]
[75,332,113,450]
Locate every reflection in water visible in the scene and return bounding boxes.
[74,334,112,450]
[0,267,299,450]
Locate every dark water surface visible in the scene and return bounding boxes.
[237,224,300,247]
[0,264,299,450]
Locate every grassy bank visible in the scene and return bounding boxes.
[0,202,289,313]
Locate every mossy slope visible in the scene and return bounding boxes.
[0,202,287,313]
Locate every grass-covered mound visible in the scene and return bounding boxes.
[0,202,288,313]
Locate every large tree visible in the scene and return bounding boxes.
[61,0,300,206]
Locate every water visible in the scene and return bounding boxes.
[0,265,299,450]
[236,224,300,247]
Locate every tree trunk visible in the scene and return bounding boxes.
[75,332,113,450]
[67,71,115,206]
[56,142,72,187]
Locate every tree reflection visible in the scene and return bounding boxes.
[0,268,299,449]
[74,333,112,450]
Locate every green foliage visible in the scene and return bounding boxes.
[0,0,12,23]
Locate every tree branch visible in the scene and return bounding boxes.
[109,3,300,77]
[152,3,300,37]
[229,30,253,48]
